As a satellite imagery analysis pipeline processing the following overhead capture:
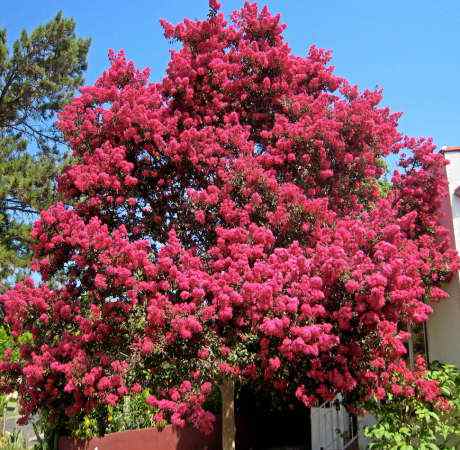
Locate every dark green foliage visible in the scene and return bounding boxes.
[0,13,89,288]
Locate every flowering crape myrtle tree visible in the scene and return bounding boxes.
[0,1,457,448]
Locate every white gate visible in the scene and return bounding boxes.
[310,395,358,450]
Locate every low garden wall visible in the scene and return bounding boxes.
[58,425,220,450]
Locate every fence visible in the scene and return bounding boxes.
[310,395,358,450]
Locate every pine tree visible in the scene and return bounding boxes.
[0,13,90,289]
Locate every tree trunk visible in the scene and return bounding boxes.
[221,377,236,450]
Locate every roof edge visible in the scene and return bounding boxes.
[441,146,460,153]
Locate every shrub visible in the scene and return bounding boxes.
[365,360,460,449]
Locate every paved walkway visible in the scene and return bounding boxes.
[2,393,38,448]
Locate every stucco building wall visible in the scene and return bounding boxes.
[427,148,460,367]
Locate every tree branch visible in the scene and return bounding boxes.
[0,67,17,109]
[4,204,37,215]
[12,122,63,145]
[6,234,32,245]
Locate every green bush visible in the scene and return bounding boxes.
[0,325,13,356]
[365,361,460,450]
[32,390,160,449]
[0,430,28,450]
[105,390,161,434]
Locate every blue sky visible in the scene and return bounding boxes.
[3,0,460,149]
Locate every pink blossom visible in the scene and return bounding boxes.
[0,2,456,434]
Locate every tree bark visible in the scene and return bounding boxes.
[221,377,236,450]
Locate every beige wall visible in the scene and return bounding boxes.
[428,280,460,367]
[427,150,460,367]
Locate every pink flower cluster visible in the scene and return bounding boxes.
[370,355,450,411]
[0,0,457,435]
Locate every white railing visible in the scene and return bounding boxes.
[310,395,358,450]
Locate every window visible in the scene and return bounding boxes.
[407,323,429,368]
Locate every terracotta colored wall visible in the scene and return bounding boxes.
[58,425,220,450]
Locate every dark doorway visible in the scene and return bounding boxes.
[235,385,310,450]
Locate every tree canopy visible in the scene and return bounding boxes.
[0,0,457,441]
[0,12,89,288]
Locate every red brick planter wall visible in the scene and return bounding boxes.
[58,425,220,450]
